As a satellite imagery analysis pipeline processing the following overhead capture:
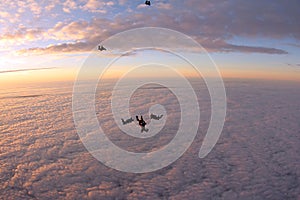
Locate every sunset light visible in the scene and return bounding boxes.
[0,1,299,199]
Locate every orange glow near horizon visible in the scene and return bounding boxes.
[0,68,77,88]
[219,68,300,82]
[0,66,299,90]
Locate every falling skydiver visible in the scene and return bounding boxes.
[136,115,149,133]
[145,0,151,6]
[98,45,106,51]
[150,113,163,120]
[121,117,134,125]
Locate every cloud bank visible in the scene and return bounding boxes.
[0,79,299,199]
[0,0,298,55]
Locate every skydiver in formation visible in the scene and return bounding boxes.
[150,113,163,120]
[121,113,163,132]
[121,117,134,125]
[136,115,149,133]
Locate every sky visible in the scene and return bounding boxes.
[0,0,299,84]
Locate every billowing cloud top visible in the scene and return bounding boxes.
[0,0,299,55]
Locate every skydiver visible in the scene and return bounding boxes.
[98,45,106,51]
[145,0,151,6]
[150,113,163,120]
[136,115,149,133]
[121,117,134,125]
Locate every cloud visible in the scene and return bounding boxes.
[0,94,43,100]
[216,43,288,54]
[17,42,92,54]
[0,28,44,45]
[0,67,56,73]
[118,0,127,6]
[0,11,10,18]
[2,28,44,40]
[1,79,299,199]
[286,43,300,48]
[28,0,42,15]
[17,14,289,55]
[286,63,300,68]
[2,0,298,55]
[137,4,148,9]
[155,3,172,10]
[62,0,77,13]
[48,20,91,41]
[106,1,115,6]
[195,0,300,40]
[80,0,114,13]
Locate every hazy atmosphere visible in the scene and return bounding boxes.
[0,0,299,199]
[1,0,300,81]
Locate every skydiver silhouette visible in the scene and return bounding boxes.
[145,0,151,6]
[136,115,149,133]
[150,113,163,120]
[121,117,134,125]
[98,45,106,51]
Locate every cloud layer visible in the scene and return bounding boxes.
[0,79,300,199]
[0,0,299,55]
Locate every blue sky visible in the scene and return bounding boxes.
[0,0,299,80]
